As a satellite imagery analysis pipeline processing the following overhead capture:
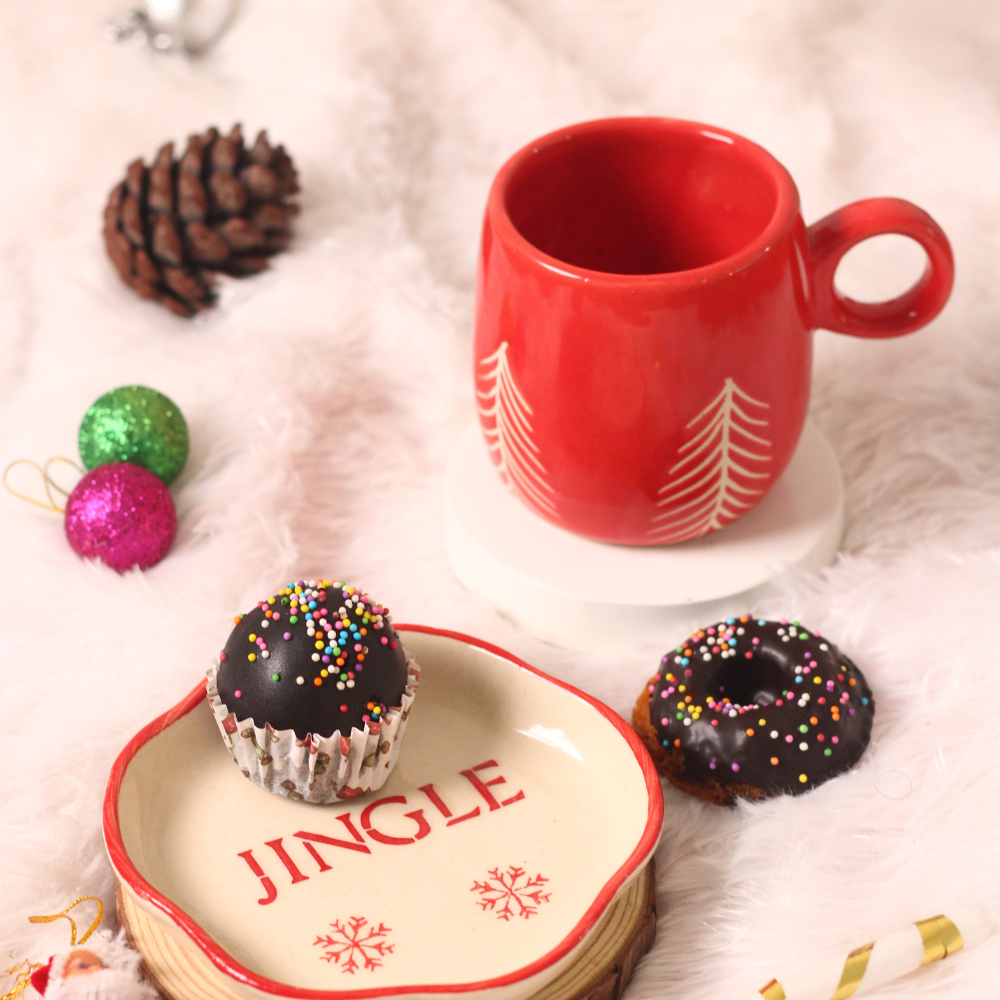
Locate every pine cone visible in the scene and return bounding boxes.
[103,124,298,316]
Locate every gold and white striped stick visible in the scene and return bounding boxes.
[733,905,994,1000]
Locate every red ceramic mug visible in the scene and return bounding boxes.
[474,117,953,545]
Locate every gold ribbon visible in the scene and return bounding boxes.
[757,912,965,1000]
[916,914,963,965]
[0,958,43,1000]
[756,942,873,1000]
[2,457,82,514]
[829,941,874,1000]
[28,895,104,946]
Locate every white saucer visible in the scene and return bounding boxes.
[445,422,843,653]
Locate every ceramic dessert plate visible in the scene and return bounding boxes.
[104,626,663,1000]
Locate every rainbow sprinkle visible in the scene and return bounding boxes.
[651,615,869,789]
[223,579,395,697]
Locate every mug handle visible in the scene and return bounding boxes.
[807,197,954,338]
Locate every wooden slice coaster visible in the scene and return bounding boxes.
[117,860,656,1000]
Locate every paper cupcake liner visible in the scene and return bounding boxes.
[206,651,419,804]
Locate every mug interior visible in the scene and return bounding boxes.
[504,122,782,275]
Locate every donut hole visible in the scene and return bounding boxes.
[714,652,788,707]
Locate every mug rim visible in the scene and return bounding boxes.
[488,116,801,286]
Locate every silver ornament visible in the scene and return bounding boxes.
[104,0,237,56]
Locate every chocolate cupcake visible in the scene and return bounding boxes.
[206,579,419,802]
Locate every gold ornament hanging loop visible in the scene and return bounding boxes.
[2,457,83,514]
[43,457,84,498]
[28,895,105,946]
[3,459,63,513]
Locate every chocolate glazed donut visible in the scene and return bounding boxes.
[632,617,874,804]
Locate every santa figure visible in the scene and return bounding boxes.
[29,930,159,1000]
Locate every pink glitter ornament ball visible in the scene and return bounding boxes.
[64,462,176,572]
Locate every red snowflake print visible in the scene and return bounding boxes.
[314,917,394,974]
[471,865,551,921]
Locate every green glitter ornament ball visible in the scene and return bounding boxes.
[78,386,189,485]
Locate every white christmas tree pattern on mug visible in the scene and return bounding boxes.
[648,378,772,542]
[314,916,394,973]
[477,342,559,519]
[471,865,551,921]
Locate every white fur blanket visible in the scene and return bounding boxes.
[3,2,1000,998]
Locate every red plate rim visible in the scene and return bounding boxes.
[103,623,664,1000]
